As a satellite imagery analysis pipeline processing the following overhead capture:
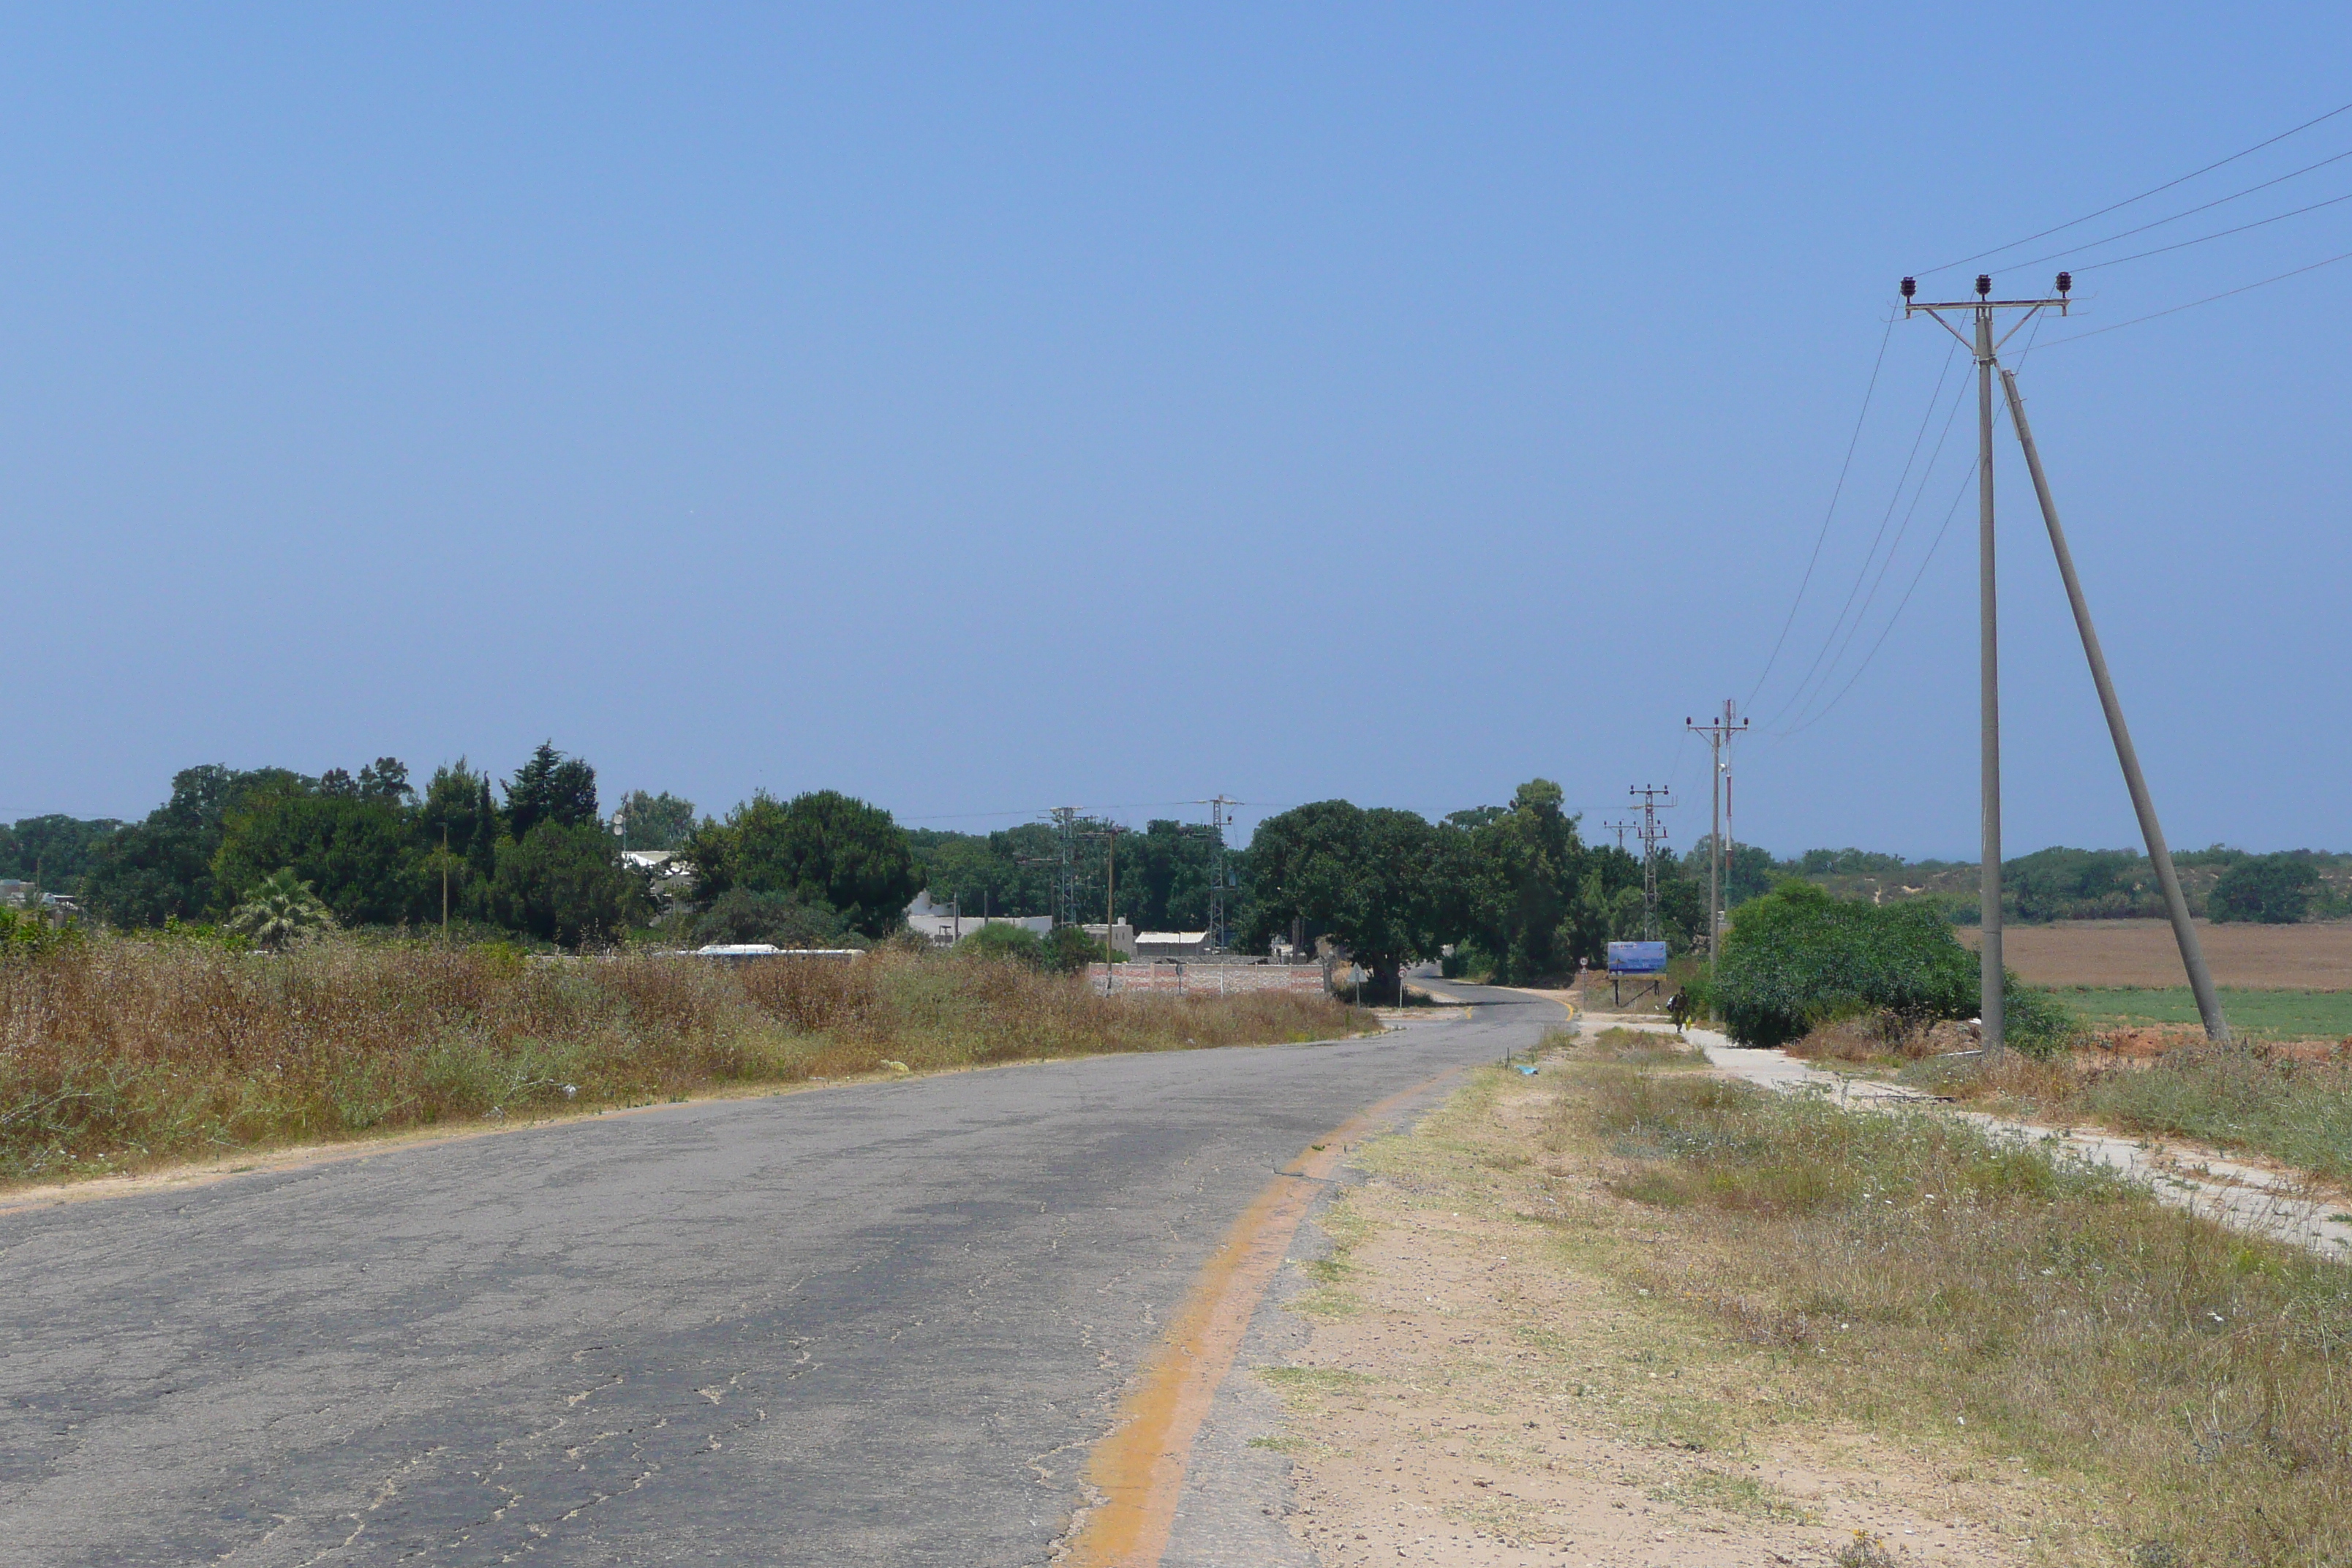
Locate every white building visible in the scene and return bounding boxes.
[905,890,1052,946]
[1133,930,1213,960]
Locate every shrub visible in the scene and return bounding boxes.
[956,923,1047,967]
[690,888,845,948]
[2209,853,2321,924]
[1042,924,1110,973]
[1714,883,1976,1049]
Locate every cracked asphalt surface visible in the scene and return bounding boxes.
[0,990,1550,1566]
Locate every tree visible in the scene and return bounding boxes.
[2209,853,2320,924]
[1245,800,1439,993]
[911,826,1049,919]
[418,760,502,919]
[80,765,306,926]
[616,790,698,851]
[682,791,919,939]
[2003,847,2152,922]
[211,783,419,927]
[1441,780,1613,981]
[1115,819,1221,931]
[0,815,127,886]
[505,743,600,839]
[223,868,336,950]
[489,821,647,947]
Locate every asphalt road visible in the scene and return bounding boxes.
[0,985,1556,1567]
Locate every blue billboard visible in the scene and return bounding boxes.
[1605,941,1669,975]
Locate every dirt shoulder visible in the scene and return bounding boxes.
[1256,1066,2108,1567]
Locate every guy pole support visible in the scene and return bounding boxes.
[1999,367,2229,1041]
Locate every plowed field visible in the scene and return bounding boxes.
[1959,919,2352,989]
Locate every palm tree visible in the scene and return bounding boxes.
[225,868,336,951]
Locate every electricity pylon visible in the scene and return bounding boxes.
[1628,785,1675,941]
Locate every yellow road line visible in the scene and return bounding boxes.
[1060,1066,1466,1566]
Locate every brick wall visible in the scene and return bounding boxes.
[1090,962,1327,997]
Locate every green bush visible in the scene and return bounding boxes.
[2209,853,2321,924]
[957,922,1047,967]
[1714,883,1977,1049]
[1042,924,1112,973]
[2001,983,2082,1060]
[0,908,80,962]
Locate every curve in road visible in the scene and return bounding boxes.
[0,987,1558,1567]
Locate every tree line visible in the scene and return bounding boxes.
[10,747,920,950]
[9,757,2342,955]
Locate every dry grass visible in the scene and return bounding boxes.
[1547,1022,1711,1069]
[1561,1064,2352,1567]
[1915,1045,2352,1186]
[0,935,1367,1184]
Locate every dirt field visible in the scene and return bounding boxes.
[1958,919,2352,989]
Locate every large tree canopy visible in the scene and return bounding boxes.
[0,814,126,886]
[1245,799,1439,988]
[2209,853,2321,924]
[212,784,422,927]
[80,765,306,926]
[683,790,919,939]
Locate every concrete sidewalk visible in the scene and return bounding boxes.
[1578,1013,2352,1264]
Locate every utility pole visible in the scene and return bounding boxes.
[1044,807,1081,928]
[1098,823,1124,967]
[1602,820,1636,854]
[440,823,451,943]
[1686,701,1749,979]
[1904,271,2225,1050]
[1999,366,2229,1042]
[1628,785,1675,941]
[1903,272,2065,1058]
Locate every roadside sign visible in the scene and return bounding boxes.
[1605,941,1668,975]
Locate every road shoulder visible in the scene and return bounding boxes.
[1253,1064,2080,1567]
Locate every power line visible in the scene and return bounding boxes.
[1779,457,1978,737]
[1744,312,1896,708]
[1776,367,1974,734]
[2035,244,2352,347]
[2002,144,2352,273]
[1760,344,1961,728]
[1912,97,2352,276]
[2068,186,2352,274]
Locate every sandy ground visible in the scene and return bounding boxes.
[1958,919,2352,989]
[1260,1074,2081,1568]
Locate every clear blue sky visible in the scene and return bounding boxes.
[7,5,2346,857]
